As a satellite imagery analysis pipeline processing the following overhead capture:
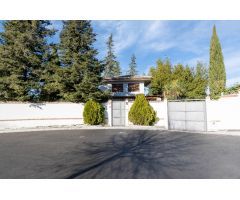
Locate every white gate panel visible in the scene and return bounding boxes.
[168,100,207,131]
[168,102,185,111]
[185,101,205,111]
[185,112,205,121]
[112,100,125,126]
[168,112,185,120]
[186,121,205,131]
[169,120,186,130]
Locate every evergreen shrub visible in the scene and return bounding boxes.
[128,94,157,126]
[83,99,105,125]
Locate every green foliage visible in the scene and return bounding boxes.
[150,59,172,96]
[127,54,138,76]
[164,79,184,100]
[40,44,62,101]
[0,20,55,101]
[148,66,155,76]
[128,94,157,126]
[103,34,121,77]
[83,99,105,125]
[59,20,106,102]
[150,59,208,100]
[224,83,240,95]
[112,62,121,77]
[172,64,194,98]
[187,62,208,99]
[209,25,226,100]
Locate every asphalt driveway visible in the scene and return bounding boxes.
[0,129,240,178]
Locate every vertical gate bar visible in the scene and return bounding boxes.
[184,101,186,130]
[204,100,207,132]
[167,100,171,130]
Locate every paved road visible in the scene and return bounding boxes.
[0,129,240,178]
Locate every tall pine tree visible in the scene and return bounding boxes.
[0,20,55,101]
[40,44,62,101]
[209,25,226,99]
[59,20,106,102]
[103,34,121,77]
[127,54,138,76]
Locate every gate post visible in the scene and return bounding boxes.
[107,99,112,126]
[164,98,169,130]
[205,97,210,132]
[125,98,129,126]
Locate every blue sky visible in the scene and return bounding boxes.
[1,20,240,86]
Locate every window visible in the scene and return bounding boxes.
[112,84,123,92]
[128,83,139,92]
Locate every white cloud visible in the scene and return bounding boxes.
[93,20,240,78]
[142,21,167,42]
[147,41,175,52]
[114,21,139,53]
[94,20,170,55]
[93,21,140,56]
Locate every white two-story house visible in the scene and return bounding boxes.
[103,75,151,97]
[102,75,153,126]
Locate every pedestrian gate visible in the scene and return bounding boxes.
[112,100,126,126]
[168,100,207,131]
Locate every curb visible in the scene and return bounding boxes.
[0,125,166,134]
[0,126,240,136]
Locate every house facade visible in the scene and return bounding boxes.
[102,75,157,127]
[103,75,151,97]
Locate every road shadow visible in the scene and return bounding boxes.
[57,131,202,179]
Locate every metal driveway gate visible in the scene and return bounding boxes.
[112,100,126,126]
[168,100,207,131]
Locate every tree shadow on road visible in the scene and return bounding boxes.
[60,131,202,179]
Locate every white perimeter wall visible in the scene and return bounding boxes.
[0,100,167,130]
[206,95,240,131]
[1,95,240,131]
[0,102,110,130]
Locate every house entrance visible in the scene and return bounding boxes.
[112,100,126,126]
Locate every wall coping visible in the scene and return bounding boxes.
[0,102,85,104]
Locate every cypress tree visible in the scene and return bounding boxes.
[103,34,121,77]
[59,20,106,102]
[127,54,138,76]
[209,25,226,99]
[0,20,55,101]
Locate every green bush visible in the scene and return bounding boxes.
[224,83,240,95]
[128,94,157,126]
[83,99,105,125]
